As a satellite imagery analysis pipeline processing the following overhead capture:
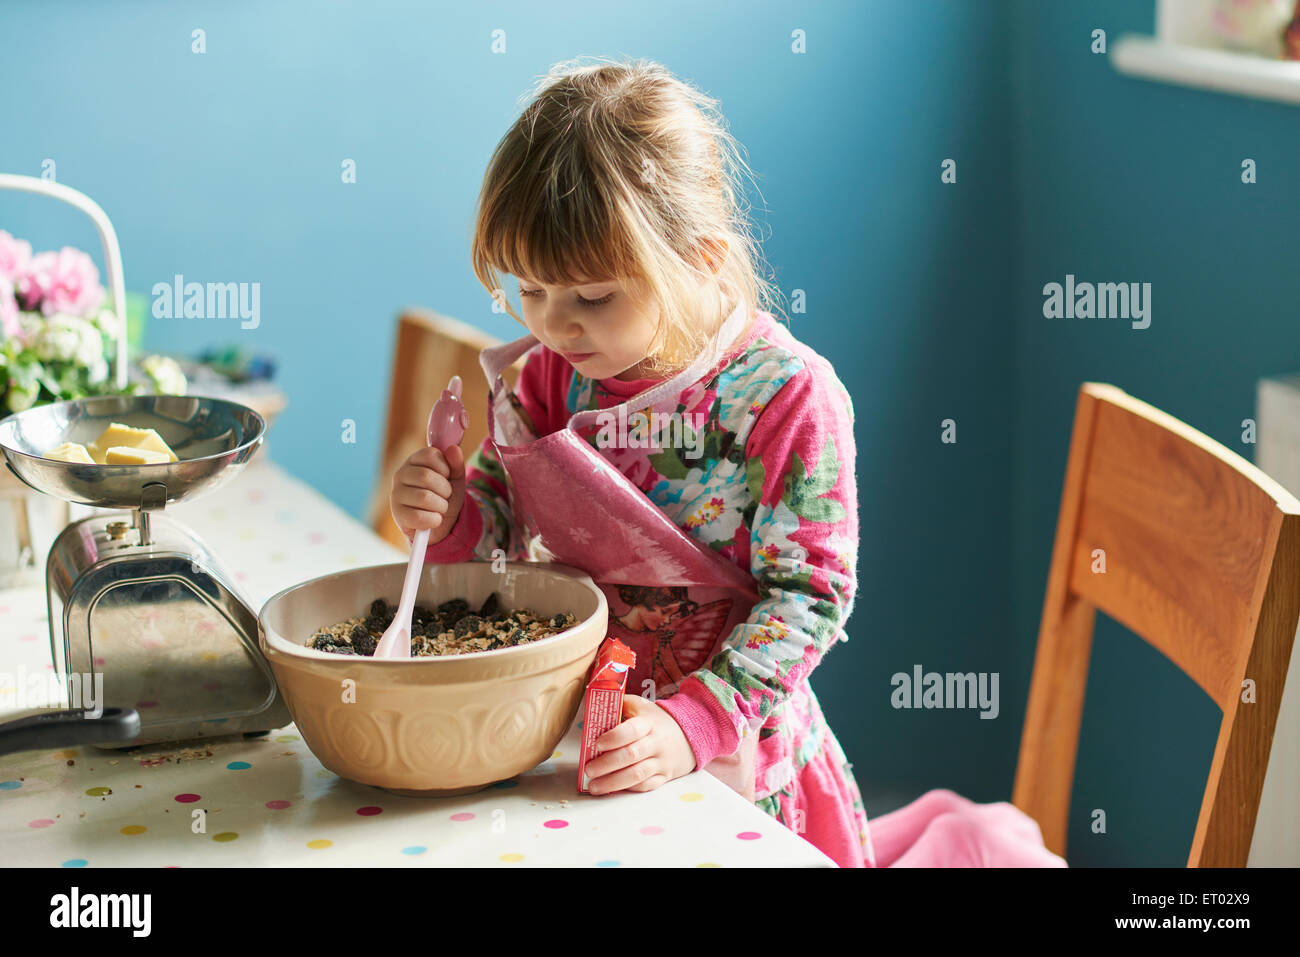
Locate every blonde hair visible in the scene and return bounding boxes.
[470,56,783,377]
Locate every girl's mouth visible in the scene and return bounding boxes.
[560,350,596,363]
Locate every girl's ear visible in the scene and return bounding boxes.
[695,236,729,275]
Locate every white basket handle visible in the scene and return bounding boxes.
[0,173,128,390]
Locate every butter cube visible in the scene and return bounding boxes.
[104,445,170,465]
[43,441,96,464]
[86,422,178,464]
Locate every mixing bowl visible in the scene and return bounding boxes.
[258,560,607,796]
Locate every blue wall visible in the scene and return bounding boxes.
[8,0,1288,866]
[1011,1,1300,865]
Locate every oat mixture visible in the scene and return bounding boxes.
[308,593,577,657]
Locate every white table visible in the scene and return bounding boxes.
[0,457,834,867]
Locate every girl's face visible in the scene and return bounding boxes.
[516,275,661,381]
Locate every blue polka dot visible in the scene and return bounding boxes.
[0,780,21,790]
[401,846,426,855]
[596,860,621,867]
[226,761,251,770]
[61,859,88,868]
[491,778,518,789]
[277,510,295,523]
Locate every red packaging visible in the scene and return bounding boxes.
[577,637,636,793]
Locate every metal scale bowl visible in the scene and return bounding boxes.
[0,393,291,748]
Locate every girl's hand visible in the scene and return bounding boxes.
[584,695,697,794]
[389,444,466,546]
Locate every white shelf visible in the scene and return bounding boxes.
[1112,35,1300,105]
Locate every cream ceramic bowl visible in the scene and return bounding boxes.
[258,561,607,796]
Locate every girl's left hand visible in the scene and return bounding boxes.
[584,695,697,794]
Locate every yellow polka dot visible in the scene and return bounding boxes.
[237,528,255,540]
[55,749,77,759]
[86,787,112,797]
[275,734,299,742]
[269,552,286,563]
[210,508,226,520]
[199,651,221,662]
[307,839,332,849]
[315,769,334,779]
[499,853,524,863]
[212,832,239,842]
[120,825,146,836]
[551,750,562,759]
[341,554,359,565]
[697,862,720,867]
[679,792,704,802]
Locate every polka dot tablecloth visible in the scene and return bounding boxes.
[0,457,834,867]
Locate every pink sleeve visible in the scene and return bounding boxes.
[657,360,858,770]
[421,345,566,563]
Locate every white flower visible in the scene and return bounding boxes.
[141,354,187,395]
[7,380,39,412]
[32,313,102,367]
[87,354,109,385]
[92,307,122,339]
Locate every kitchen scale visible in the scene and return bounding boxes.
[0,393,291,749]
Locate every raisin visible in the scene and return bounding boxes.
[369,598,389,619]
[352,629,378,656]
[310,633,336,650]
[411,621,426,637]
[454,615,483,638]
[550,614,567,628]
[479,592,502,618]
[438,599,469,618]
[350,623,369,643]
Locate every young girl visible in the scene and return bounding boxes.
[391,57,1064,869]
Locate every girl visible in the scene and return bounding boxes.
[391,57,1063,869]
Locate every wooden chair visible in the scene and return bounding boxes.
[367,308,524,551]
[1013,382,1300,866]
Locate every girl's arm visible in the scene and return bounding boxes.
[656,362,858,770]
[422,348,551,563]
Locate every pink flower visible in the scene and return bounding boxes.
[0,231,33,280]
[23,247,105,318]
[0,275,22,342]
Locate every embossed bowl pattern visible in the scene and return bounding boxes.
[258,561,608,796]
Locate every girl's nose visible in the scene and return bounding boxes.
[541,304,582,343]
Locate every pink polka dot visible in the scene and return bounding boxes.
[266,800,291,810]
[543,819,569,829]
[737,831,762,840]
[248,490,264,503]
[18,633,35,643]
[639,825,664,836]
[449,812,474,822]
[308,532,325,544]
[356,806,383,816]
[136,700,158,709]
[0,605,10,613]
[28,819,55,828]
[174,793,201,803]
[235,572,248,581]
[93,657,106,666]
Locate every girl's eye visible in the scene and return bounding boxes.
[577,292,614,308]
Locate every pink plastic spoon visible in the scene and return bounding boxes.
[374,376,470,658]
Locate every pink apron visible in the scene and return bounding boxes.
[477,301,765,799]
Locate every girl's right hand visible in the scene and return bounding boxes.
[390,444,466,546]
